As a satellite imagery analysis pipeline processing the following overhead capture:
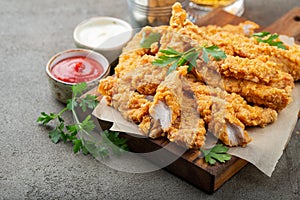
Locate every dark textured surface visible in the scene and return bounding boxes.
[0,0,299,199]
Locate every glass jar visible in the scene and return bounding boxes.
[127,0,189,27]
[187,0,245,22]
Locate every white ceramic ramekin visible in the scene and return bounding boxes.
[73,17,133,63]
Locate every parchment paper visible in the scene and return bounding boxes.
[229,83,300,176]
[92,83,300,177]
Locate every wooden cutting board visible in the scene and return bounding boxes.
[99,7,300,193]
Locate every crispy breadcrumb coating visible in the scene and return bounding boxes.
[167,93,206,149]
[149,71,206,148]
[97,2,299,148]
[193,60,293,111]
[169,3,300,81]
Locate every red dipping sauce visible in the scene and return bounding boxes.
[51,56,104,83]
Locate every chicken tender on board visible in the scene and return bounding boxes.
[193,61,293,111]
[149,71,206,148]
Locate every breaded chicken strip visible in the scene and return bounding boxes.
[188,80,278,127]
[223,77,292,111]
[225,93,278,127]
[187,77,278,146]
[193,63,293,111]
[149,71,183,133]
[218,55,294,90]
[149,71,206,148]
[167,93,206,149]
[189,82,251,147]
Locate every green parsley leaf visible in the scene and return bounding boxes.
[182,51,199,70]
[200,144,231,165]
[202,45,227,62]
[274,42,287,50]
[80,100,87,112]
[81,145,89,155]
[160,47,183,56]
[252,32,287,50]
[210,152,231,163]
[66,99,78,111]
[83,140,110,158]
[95,146,110,158]
[49,123,65,144]
[37,112,57,125]
[167,61,179,74]
[210,143,229,153]
[49,129,62,144]
[252,31,270,37]
[80,115,96,133]
[267,33,279,41]
[72,82,87,96]
[101,130,128,155]
[104,130,128,151]
[79,94,99,112]
[152,45,226,73]
[66,124,79,136]
[140,32,161,48]
[72,139,83,153]
[152,55,180,67]
[57,115,64,123]
[152,47,197,70]
[201,48,210,63]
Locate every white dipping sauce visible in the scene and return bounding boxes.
[75,17,132,49]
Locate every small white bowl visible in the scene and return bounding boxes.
[46,49,110,103]
[73,17,133,63]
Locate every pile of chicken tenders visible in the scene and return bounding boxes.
[98,3,300,149]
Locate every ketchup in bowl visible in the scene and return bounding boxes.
[51,56,104,83]
[46,49,109,103]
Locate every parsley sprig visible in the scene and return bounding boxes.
[37,82,128,157]
[152,46,226,73]
[200,144,231,165]
[202,45,227,62]
[252,31,286,50]
[139,31,226,73]
[140,32,161,49]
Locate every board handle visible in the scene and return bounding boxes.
[264,7,300,44]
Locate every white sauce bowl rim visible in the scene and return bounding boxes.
[73,17,133,51]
